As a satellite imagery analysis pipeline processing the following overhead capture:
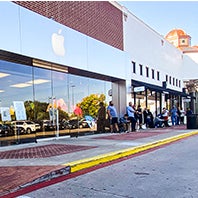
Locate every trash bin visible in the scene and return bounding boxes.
[187,114,198,129]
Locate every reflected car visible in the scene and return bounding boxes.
[59,120,71,130]
[11,121,37,134]
[41,120,56,131]
[34,122,41,131]
[0,124,14,137]
[62,118,95,129]
[59,119,82,129]
[67,119,80,129]
[79,118,96,128]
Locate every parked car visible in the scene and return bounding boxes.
[65,119,79,129]
[61,117,95,129]
[59,120,70,130]
[59,119,82,129]
[41,120,55,131]
[11,121,37,134]
[0,124,14,137]
[81,116,96,128]
[34,122,41,131]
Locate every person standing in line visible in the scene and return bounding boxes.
[176,107,181,125]
[126,102,136,132]
[180,107,185,124]
[162,107,170,127]
[133,104,138,129]
[137,104,143,129]
[97,102,106,133]
[186,107,193,116]
[143,107,149,128]
[170,106,178,126]
[147,109,154,128]
[107,101,119,133]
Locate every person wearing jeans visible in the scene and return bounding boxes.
[126,102,136,132]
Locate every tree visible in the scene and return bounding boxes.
[25,100,49,121]
[79,94,106,118]
[25,100,69,121]
[184,80,198,93]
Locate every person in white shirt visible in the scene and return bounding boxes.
[180,107,186,124]
[162,107,170,127]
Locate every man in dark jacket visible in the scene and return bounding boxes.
[97,102,106,132]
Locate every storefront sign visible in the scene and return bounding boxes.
[108,89,112,96]
[49,108,57,122]
[13,101,27,121]
[183,98,191,102]
[163,91,169,94]
[0,107,11,121]
[134,86,145,92]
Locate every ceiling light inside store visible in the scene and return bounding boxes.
[0,72,10,78]
[10,78,50,88]
[0,90,5,93]
[10,83,32,88]
[27,79,50,84]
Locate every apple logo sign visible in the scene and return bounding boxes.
[51,29,65,56]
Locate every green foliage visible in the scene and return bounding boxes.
[23,94,106,122]
[25,100,48,121]
[24,100,69,121]
[24,101,69,121]
[58,108,69,120]
[78,94,106,118]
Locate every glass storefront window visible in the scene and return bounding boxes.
[0,60,33,107]
[0,59,112,146]
[0,60,35,145]
[133,89,162,117]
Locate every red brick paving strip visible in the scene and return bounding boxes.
[0,125,186,196]
[94,132,167,140]
[0,165,64,196]
[0,144,97,159]
[0,144,96,196]
[94,125,187,141]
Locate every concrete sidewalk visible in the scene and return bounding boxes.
[0,125,198,197]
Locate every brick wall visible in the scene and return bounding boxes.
[14,1,123,50]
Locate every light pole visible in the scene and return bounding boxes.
[49,96,59,137]
[71,85,75,110]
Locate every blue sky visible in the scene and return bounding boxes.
[119,1,198,46]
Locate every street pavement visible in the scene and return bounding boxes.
[0,125,198,198]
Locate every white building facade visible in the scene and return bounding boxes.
[122,5,197,115]
[0,2,197,145]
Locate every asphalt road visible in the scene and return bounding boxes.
[21,134,198,198]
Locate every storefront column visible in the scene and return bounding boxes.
[133,92,136,105]
[112,80,126,117]
[145,88,148,107]
[155,92,157,117]
[159,92,162,114]
[190,92,196,113]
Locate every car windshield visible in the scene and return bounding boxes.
[17,122,24,125]
[26,121,34,124]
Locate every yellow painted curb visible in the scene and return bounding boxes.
[63,131,198,173]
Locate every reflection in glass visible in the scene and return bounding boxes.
[0,59,112,145]
[0,60,35,145]
[0,60,33,107]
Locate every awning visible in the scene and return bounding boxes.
[132,80,192,98]
[166,88,188,97]
[132,80,166,93]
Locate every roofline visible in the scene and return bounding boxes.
[116,1,166,40]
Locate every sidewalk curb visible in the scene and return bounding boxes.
[63,130,198,173]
